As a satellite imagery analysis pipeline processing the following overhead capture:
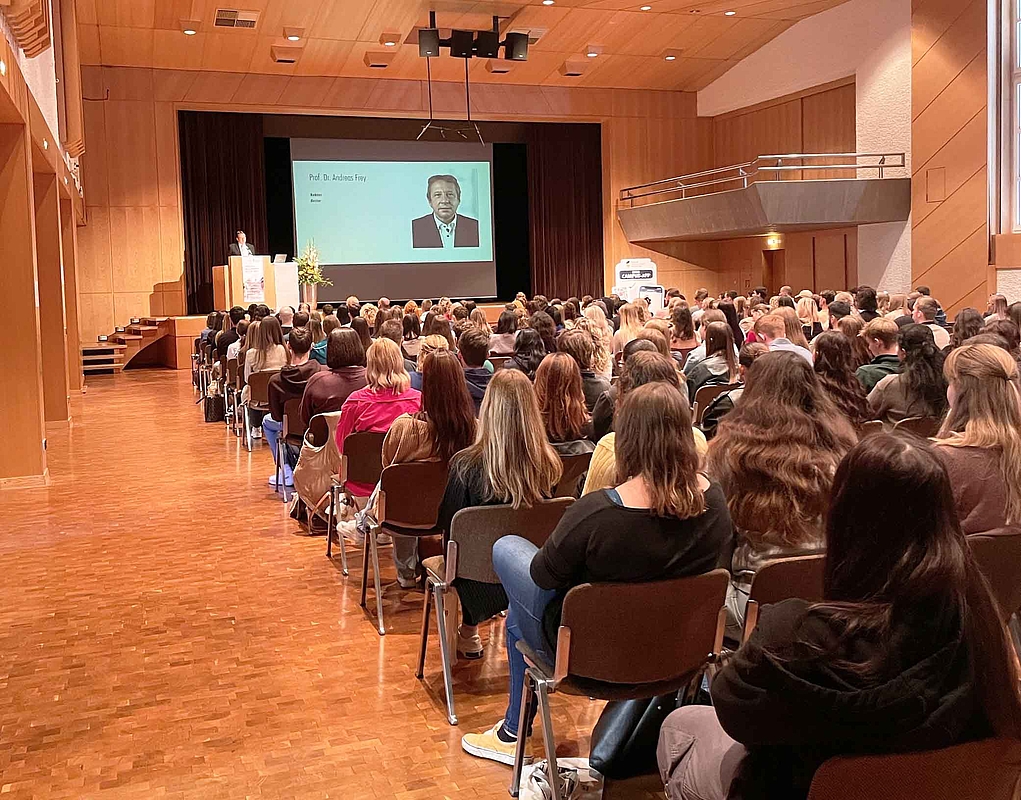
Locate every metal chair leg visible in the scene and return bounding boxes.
[244,406,252,452]
[369,530,386,636]
[275,435,283,498]
[326,484,335,557]
[535,677,563,800]
[359,526,370,608]
[510,672,538,797]
[416,580,433,679]
[432,584,457,725]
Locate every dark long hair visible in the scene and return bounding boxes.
[496,310,518,335]
[950,308,983,349]
[402,312,421,340]
[899,323,948,417]
[718,300,744,347]
[812,331,869,426]
[512,328,547,377]
[419,350,477,461]
[807,433,1021,737]
[703,321,737,382]
[529,311,557,354]
[422,311,455,350]
[350,316,372,352]
[670,305,695,343]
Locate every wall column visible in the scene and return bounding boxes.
[34,170,70,422]
[0,121,47,484]
[60,198,82,393]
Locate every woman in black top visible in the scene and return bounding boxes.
[658,433,1021,800]
[460,382,733,767]
[503,328,547,380]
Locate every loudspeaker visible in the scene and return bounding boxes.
[474,30,500,59]
[419,28,440,57]
[504,32,529,61]
[449,29,474,58]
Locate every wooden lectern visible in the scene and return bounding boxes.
[213,256,276,310]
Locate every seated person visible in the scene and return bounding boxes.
[590,339,660,441]
[686,322,739,398]
[264,327,320,488]
[502,328,547,382]
[706,351,857,639]
[699,342,768,440]
[457,328,493,414]
[310,314,340,365]
[225,319,248,363]
[376,350,477,587]
[534,353,596,457]
[584,352,707,495]
[299,328,367,429]
[856,316,902,392]
[489,310,519,356]
[868,324,948,424]
[409,334,451,391]
[460,382,733,765]
[658,433,1021,800]
[557,329,610,413]
[436,370,562,660]
[377,318,418,374]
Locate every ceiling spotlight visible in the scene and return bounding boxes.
[665,55,676,61]
[180,19,200,35]
[0,60,6,76]
[543,0,555,5]
[663,48,681,61]
[724,9,736,15]
[43,139,48,150]
[284,27,305,41]
[183,28,196,35]
[585,44,602,58]
[379,31,401,47]
[640,4,652,9]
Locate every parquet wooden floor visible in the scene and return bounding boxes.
[0,371,661,799]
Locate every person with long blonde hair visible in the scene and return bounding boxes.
[796,296,822,341]
[437,370,562,659]
[360,302,379,330]
[934,343,1021,533]
[775,305,812,350]
[581,306,614,378]
[334,338,421,505]
[461,381,732,765]
[408,334,450,390]
[707,351,857,636]
[469,307,493,335]
[612,302,644,355]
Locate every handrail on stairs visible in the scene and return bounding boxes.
[618,152,907,207]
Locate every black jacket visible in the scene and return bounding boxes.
[229,242,256,258]
[712,598,988,800]
[463,367,492,414]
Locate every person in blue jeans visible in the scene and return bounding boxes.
[263,327,320,488]
[461,377,734,766]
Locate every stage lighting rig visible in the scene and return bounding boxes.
[417,13,529,61]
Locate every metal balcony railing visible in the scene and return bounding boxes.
[618,152,908,207]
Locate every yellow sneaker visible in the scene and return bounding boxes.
[461,722,531,766]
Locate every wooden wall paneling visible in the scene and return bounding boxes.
[783,231,816,291]
[0,122,47,483]
[713,98,803,181]
[812,230,850,292]
[60,198,83,393]
[801,82,856,179]
[33,171,70,422]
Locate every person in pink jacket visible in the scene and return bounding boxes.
[335,338,422,498]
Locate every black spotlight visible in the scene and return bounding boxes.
[504,31,529,61]
[449,29,474,58]
[475,30,500,59]
[419,28,440,57]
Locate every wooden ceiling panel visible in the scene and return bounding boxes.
[77,0,849,91]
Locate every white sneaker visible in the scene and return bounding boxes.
[250,428,263,439]
[267,473,293,488]
[457,630,484,660]
[376,532,392,545]
[336,519,363,546]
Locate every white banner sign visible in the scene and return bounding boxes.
[241,255,265,303]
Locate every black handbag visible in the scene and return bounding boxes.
[588,694,679,779]
[203,394,225,423]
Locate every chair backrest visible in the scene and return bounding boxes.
[743,554,826,642]
[692,383,741,424]
[893,416,941,438]
[307,413,332,448]
[554,452,593,498]
[807,738,1021,800]
[449,498,575,583]
[282,398,304,441]
[340,431,387,486]
[247,369,277,407]
[226,358,239,385]
[968,528,1021,620]
[489,355,510,371]
[860,419,884,437]
[378,460,450,530]
[558,570,729,686]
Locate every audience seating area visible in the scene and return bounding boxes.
[186,287,1021,800]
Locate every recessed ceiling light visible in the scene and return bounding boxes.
[43,139,49,150]
[724,9,736,15]
[0,60,6,76]
[379,31,401,48]
[543,0,555,5]
[587,51,598,57]
[287,34,300,41]
[284,27,305,42]
[640,4,652,9]
[180,19,200,35]
[183,28,196,35]
[664,54,676,61]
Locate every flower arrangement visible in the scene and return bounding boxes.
[296,239,332,287]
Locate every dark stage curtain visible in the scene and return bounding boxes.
[527,124,603,299]
[179,111,268,314]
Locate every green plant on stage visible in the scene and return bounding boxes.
[296,239,332,287]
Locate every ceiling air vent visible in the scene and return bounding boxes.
[214,9,260,29]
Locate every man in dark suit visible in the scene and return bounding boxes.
[228,230,255,259]
[411,174,480,248]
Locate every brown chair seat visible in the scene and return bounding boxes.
[967,527,1021,621]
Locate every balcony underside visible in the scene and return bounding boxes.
[617,178,912,243]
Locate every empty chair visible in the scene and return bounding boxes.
[807,738,1021,800]
[274,398,306,504]
[360,459,449,635]
[325,430,386,573]
[510,570,730,799]
[417,498,574,725]
[741,554,826,643]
